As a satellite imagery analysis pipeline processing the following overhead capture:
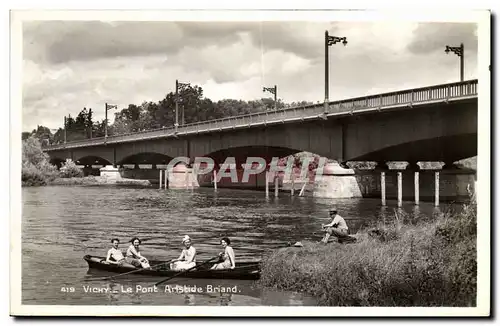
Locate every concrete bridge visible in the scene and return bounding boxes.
[44,79,478,169]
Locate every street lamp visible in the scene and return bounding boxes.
[263,85,278,110]
[444,43,464,82]
[325,31,347,114]
[64,115,67,145]
[105,103,117,143]
[175,79,190,132]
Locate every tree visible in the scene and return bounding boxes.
[53,83,320,138]
[22,132,31,140]
[22,136,50,167]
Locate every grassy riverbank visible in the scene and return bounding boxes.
[260,201,477,306]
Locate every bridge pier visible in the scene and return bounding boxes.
[213,170,218,191]
[274,175,279,198]
[397,171,403,207]
[381,171,386,206]
[312,162,361,199]
[265,171,269,197]
[375,162,388,206]
[435,171,440,207]
[407,162,420,205]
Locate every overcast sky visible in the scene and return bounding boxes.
[22,20,478,132]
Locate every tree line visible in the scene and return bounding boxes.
[23,84,314,145]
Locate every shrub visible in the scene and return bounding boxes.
[22,136,59,186]
[22,163,48,186]
[59,159,84,178]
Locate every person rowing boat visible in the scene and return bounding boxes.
[126,237,151,269]
[211,237,236,270]
[105,238,136,268]
[170,235,197,271]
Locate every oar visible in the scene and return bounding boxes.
[154,256,220,286]
[85,260,174,282]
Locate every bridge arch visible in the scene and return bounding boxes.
[49,157,66,169]
[200,146,301,166]
[348,133,477,163]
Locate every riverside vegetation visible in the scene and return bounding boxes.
[22,136,152,187]
[22,136,83,186]
[260,198,477,306]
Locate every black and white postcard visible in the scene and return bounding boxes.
[10,9,491,317]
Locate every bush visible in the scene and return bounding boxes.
[22,136,59,186]
[59,159,84,178]
[22,163,48,186]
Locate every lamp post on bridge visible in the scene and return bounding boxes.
[445,43,464,81]
[64,116,67,145]
[325,31,347,114]
[263,85,278,110]
[104,103,118,143]
[175,79,191,133]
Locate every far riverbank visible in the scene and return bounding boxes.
[23,176,152,187]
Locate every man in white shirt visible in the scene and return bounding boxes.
[105,238,135,268]
[320,209,349,244]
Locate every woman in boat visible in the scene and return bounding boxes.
[105,238,136,268]
[126,237,151,269]
[211,237,235,270]
[169,235,197,271]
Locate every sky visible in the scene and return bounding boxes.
[21,20,478,132]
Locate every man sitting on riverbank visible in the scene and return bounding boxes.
[320,209,350,244]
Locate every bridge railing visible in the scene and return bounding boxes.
[43,79,477,150]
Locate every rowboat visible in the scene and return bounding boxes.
[83,255,261,280]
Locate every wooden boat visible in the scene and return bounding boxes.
[83,255,261,280]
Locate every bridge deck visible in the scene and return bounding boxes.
[43,79,478,151]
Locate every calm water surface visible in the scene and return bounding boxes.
[22,186,450,306]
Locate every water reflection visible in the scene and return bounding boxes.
[22,186,460,306]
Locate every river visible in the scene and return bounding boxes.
[21,185,449,306]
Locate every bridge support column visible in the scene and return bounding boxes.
[397,171,403,207]
[213,170,217,191]
[274,175,279,198]
[381,171,386,206]
[407,163,420,205]
[159,169,163,189]
[414,171,419,205]
[435,171,440,207]
[165,169,169,189]
[134,163,139,170]
[376,162,387,206]
[192,167,197,191]
[265,171,269,198]
[290,173,295,196]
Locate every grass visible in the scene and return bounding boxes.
[260,198,477,306]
